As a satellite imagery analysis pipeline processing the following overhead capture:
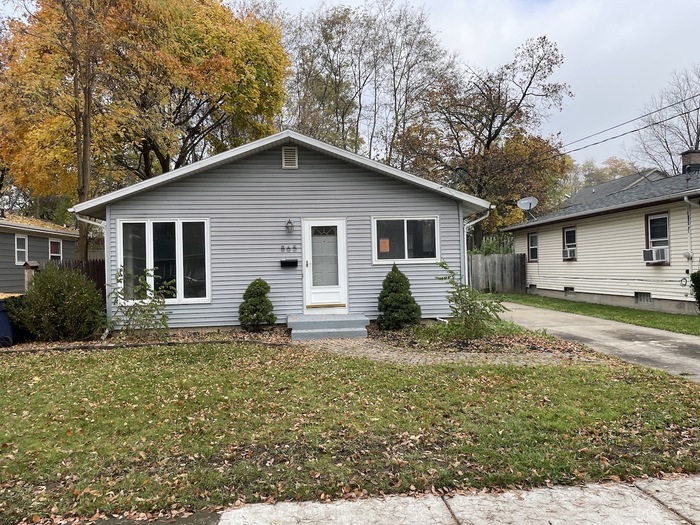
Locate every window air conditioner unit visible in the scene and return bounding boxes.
[642,248,668,263]
[562,248,576,260]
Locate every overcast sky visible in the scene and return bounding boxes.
[280,0,700,166]
[3,0,698,166]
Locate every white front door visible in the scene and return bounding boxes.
[303,219,348,313]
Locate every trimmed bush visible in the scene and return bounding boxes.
[377,263,421,330]
[239,278,276,330]
[6,263,106,342]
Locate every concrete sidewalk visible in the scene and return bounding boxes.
[219,475,700,524]
[502,302,700,383]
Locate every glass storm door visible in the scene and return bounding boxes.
[303,219,347,312]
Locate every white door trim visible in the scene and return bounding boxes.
[302,218,348,314]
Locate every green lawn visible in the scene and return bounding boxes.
[499,293,700,336]
[0,343,698,523]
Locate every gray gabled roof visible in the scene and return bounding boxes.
[561,169,668,208]
[504,170,700,232]
[71,130,491,220]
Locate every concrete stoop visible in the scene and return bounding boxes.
[287,314,369,341]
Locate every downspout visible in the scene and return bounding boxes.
[684,197,700,277]
[463,207,492,286]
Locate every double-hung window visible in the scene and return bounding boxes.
[527,233,538,262]
[373,217,438,263]
[646,213,669,263]
[15,235,27,265]
[562,227,577,260]
[119,219,209,302]
[49,239,62,261]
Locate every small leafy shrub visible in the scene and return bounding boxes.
[377,263,421,330]
[239,278,276,331]
[109,267,174,340]
[690,271,700,312]
[6,263,106,342]
[436,260,506,339]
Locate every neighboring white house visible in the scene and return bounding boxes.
[71,130,491,337]
[503,151,700,314]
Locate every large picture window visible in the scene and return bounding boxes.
[119,219,209,302]
[374,217,437,262]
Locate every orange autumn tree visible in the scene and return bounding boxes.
[0,0,288,258]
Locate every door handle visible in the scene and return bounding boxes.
[306,261,309,267]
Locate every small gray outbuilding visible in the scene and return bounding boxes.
[0,213,78,294]
[71,131,491,329]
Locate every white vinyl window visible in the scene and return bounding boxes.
[372,217,438,263]
[118,219,210,302]
[527,233,538,262]
[15,235,27,265]
[49,239,63,261]
[647,213,669,249]
[562,227,577,260]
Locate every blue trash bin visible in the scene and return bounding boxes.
[0,299,14,347]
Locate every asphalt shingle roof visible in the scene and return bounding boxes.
[504,171,700,232]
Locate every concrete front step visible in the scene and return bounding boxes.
[287,314,369,340]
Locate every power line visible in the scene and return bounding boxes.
[561,92,700,149]
[562,103,700,157]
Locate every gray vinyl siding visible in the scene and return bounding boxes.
[0,232,23,292]
[0,233,77,292]
[107,146,463,327]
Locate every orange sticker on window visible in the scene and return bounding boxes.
[379,238,390,253]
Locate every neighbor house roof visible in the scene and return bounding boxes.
[71,130,492,220]
[561,169,668,208]
[503,170,700,232]
[0,212,78,238]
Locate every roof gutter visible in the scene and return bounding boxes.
[463,207,492,229]
[72,212,106,230]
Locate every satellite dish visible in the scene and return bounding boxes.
[517,196,539,211]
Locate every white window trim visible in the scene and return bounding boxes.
[116,218,211,304]
[371,216,440,265]
[15,234,28,265]
[49,238,63,261]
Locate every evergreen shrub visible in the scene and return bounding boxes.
[239,278,276,330]
[377,263,421,330]
[6,263,106,342]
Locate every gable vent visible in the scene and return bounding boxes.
[282,146,298,169]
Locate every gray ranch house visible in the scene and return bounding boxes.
[72,131,491,338]
[0,212,78,294]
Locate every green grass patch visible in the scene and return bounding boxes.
[0,343,698,523]
[499,293,700,336]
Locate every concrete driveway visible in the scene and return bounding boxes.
[502,302,700,383]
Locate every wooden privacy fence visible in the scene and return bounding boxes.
[57,259,106,299]
[468,253,526,294]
